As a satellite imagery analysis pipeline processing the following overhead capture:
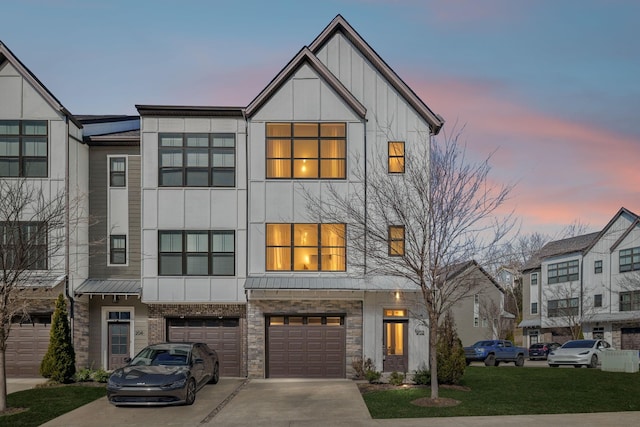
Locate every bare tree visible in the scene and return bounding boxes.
[478,297,513,340]
[0,179,67,411]
[303,129,514,400]
[544,281,599,340]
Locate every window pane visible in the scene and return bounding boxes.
[267,159,291,178]
[320,123,345,137]
[160,150,182,167]
[186,135,209,147]
[320,139,345,158]
[267,139,291,158]
[160,254,182,275]
[186,169,209,186]
[111,173,126,187]
[293,159,318,178]
[186,233,208,252]
[321,247,345,271]
[294,247,318,270]
[160,169,183,186]
[160,232,182,251]
[0,159,19,176]
[111,251,126,264]
[212,254,234,275]
[186,149,208,167]
[266,247,291,270]
[212,135,235,147]
[111,236,126,249]
[23,159,47,177]
[160,134,183,147]
[320,159,345,178]
[267,224,291,246]
[212,169,235,187]
[0,121,19,134]
[293,139,318,158]
[23,121,47,135]
[294,224,318,246]
[266,123,291,137]
[23,138,47,156]
[212,152,235,167]
[212,232,234,252]
[0,138,19,155]
[388,157,404,173]
[321,224,345,247]
[293,123,318,137]
[110,157,125,172]
[186,255,208,275]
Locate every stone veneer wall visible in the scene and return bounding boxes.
[147,303,248,377]
[247,299,363,378]
[72,295,90,368]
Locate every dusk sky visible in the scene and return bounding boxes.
[3,0,639,236]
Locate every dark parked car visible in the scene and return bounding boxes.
[107,342,219,406]
[528,342,561,360]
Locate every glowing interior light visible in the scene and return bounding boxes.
[301,159,307,172]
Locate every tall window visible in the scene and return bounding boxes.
[547,260,579,284]
[388,141,405,173]
[109,157,126,187]
[158,230,235,276]
[266,123,346,179]
[620,290,640,312]
[0,120,47,177]
[158,133,235,187]
[531,302,538,314]
[594,260,603,274]
[594,294,602,308]
[0,222,47,270]
[110,235,126,264]
[388,226,405,256]
[530,272,538,286]
[266,223,345,271]
[619,247,640,273]
[547,298,579,317]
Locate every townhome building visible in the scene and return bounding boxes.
[520,207,640,350]
[1,15,519,379]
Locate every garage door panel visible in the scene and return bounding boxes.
[621,328,640,350]
[6,322,51,377]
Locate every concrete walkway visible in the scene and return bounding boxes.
[7,377,46,394]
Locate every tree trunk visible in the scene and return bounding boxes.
[0,348,7,411]
[429,311,439,399]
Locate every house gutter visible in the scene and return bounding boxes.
[64,117,74,329]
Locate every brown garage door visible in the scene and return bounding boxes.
[167,318,241,377]
[621,327,640,350]
[6,316,51,377]
[267,315,345,378]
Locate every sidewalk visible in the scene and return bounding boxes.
[7,378,46,394]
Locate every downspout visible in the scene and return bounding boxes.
[64,117,74,331]
[363,119,367,275]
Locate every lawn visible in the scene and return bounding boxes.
[0,385,107,427]
[362,367,640,418]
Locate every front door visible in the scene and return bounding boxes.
[108,323,130,369]
[383,320,408,372]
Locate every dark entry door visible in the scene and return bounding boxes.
[108,323,130,369]
[383,320,408,372]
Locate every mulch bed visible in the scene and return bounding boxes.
[356,382,470,408]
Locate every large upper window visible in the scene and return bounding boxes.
[388,141,405,173]
[266,123,346,179]
[158,230,235,276]
[159,133,235,187]
[619,247,640,273]
[547,298,579,317]
[547,260,579,284]
[388,226,405,256]
[0,222,47,270]
[109,157,126,187]
[266,223,345,271]
[0,120,47,177]
[620,291,640,312]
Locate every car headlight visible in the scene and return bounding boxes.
[163,377,187,390]
[578,351,589,355]
[107,377,122,389]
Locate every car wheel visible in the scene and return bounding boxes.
[588,354,598,369]
[185,379,197,405]
[484,354,496,367]
[515,355,524,367]
[209,362,220,384]
[549,364,559,368]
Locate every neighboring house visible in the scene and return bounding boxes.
[521,207,640,350]
[1,15,461,378]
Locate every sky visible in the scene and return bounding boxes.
[3,0,639,237]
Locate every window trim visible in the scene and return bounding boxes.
[531,302,538,315]
[594,260,603,274]
[547,297,579,318]
[388,225,405,257]
[388,141,405,174]
[0,120,48,178]
[594,294,603,308]
[530,272,538,286]
[619,247,640,273]
[547,260,579,284]
[109,235,127,265]
[158,133,236,187]
[158,230,236,276]
[109,156,127,188]
[265,122,347,179]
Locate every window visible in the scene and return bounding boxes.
[531,302,538,314]
[594,260,602,274]
[473,317,479,327]
[110,235,126,264]
[158,230,235,276]
[594,294,603,308]
[619,247,640,273]
[388,141,404,173]
[158,133,235,187]
[110,157,126,187]
[620,290,640,312]
[266,223,345,271]
[0,222,47,269]
[0,120,47,177]
[547,298,579,317]
[388,226,405,256]
[266,123,346,179]
[531,272,538,286]
[593,327,604,339]
[547,260,579,284]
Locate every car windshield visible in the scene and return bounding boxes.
[130,345,191,366]
[530,344,543,349]
[561,340,596,349]
[473,341,495,347]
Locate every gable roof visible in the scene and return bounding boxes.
[0,41,82,128]
[309,15,444,135]
[523,232,600,272]
[581,207,640,253]
[443,260,505,293]
[245,46,366,119]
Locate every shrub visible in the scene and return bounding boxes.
[365,369,382,384]
[40,294,76,383]
[412,363,431,385]
[74,368,93,382]
[92,369,110,383]
[436,311,466,385]
[352,356,365,379]
[388,371,405,386]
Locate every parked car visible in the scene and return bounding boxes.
[107,342,219,406]
[547,339,613,368]
[464,340,528,366]
[528,342,561,360]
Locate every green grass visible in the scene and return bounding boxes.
[363,367,640,418]
[0,386,107,427]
